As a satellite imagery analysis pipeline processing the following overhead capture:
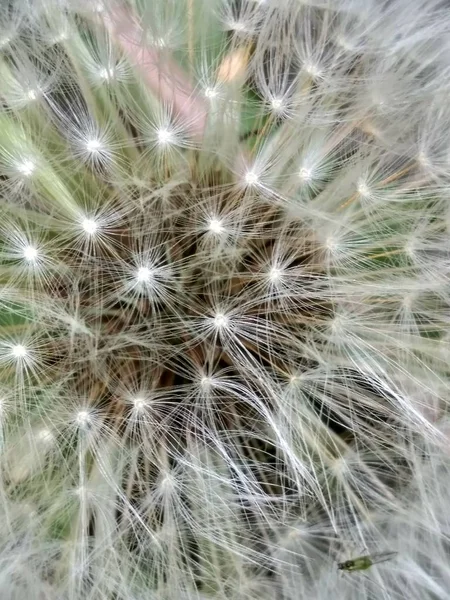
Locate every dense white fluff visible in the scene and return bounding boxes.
[0,0,449,599]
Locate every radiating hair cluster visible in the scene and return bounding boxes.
[0,0,449,598]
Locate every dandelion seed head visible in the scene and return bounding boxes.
[16,159,35,177]
[244,171,259,186]
[270,97,284,112]
[357,180,371,197]
[268,267,282,282]
[146,34,168,48]
[0,36,11,49]
[74,485,85,498]
[304,62,322,78]
[200,376,215,389]
[330,314,346,335]
[81,218,98,235]
[51,30,69,44]
[213,312,229,329]
[98,67,115,81]
[336,35,355,51]
[325,237,339,253]
[298,167,313,182]
[157,128,174,146]
[11,344,27,359]
[331,455,350,476]
[159,471,177,494]
[228,19,247,33]
[26,89,38,101]
[76,410,91,427]
[402,293,416,310]
[204,87,219,99]
[417,151,431,168]
[86,139,102,153]
[92,2,105,14]
[22,245,38,262]
[405,239,416,258]
[208,218,225,234]
[37,428,54,444]
[136,266,154,283]
[131,396,147,412]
